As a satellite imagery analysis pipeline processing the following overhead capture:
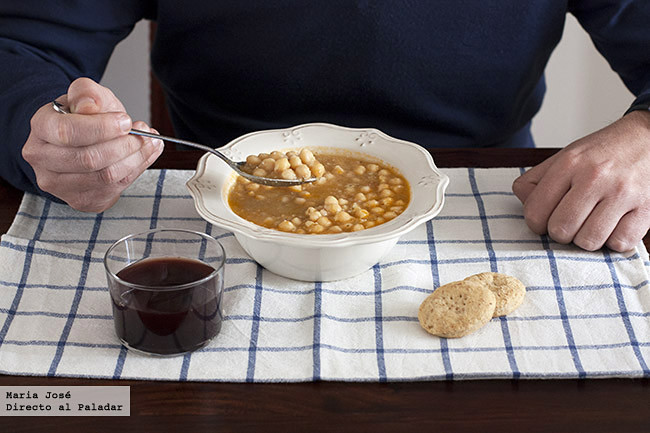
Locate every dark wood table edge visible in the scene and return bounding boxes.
[1,147,649,432]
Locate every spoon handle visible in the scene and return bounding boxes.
[129,129,239,170]
[52,100,238,170]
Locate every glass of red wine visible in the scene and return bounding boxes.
[104,229,226,356]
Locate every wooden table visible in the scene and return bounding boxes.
[1,148,648,432]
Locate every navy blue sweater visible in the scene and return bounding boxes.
[1,1,649,196]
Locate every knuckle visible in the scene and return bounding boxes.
[605,236,631,253]
[56,117,75,145]
[573,235,602,252]
[68,192,104,213]
[98,164,120,185]
[547,223,573,244]
[522,206,547,234]
[77,147,102,171]
[70,77,96,94]
[35,174,55,192]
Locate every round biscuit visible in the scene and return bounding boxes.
[464,272,526,317]
[418,280,496,338]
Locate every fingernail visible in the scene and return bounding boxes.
[118,114,132,132]
[153,139,164,149]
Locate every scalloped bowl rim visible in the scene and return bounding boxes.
[186,123,449,248]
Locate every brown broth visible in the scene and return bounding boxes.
[228,151,410,234]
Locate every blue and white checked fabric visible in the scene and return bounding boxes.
[0,168,648,381]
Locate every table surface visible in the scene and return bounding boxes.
[1,148,648,433]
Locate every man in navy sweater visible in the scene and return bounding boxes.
[0,1,649,252]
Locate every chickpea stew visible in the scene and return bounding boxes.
[228,149,410,234]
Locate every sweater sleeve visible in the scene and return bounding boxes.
[0,1,153,196]
[568,0,650,112]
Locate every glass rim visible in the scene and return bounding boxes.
[103,228,226,292]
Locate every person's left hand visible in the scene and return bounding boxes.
[512,110,650,252]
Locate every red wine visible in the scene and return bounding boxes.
[110,257,222,355]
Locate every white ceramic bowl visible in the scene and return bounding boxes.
[186,123,449,281]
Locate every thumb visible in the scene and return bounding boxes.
[67,77,126,115]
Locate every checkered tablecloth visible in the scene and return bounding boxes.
[0,168,648,381]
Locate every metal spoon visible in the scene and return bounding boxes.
[51,101,317,187]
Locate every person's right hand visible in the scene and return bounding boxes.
[22,77,164,212]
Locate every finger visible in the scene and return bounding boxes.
[545,184,601,244]
[512,153,559,203]
[605,209,650,252]
[571,199,630,251]
[35,123,163,194]
[67,77,126,114]
[31,103,131,147]
[90,122,163,185]
[36,122,162,173]
[520,161,573,235]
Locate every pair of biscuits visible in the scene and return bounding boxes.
[418,272,526,338]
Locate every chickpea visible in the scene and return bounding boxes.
[278,220,296,232]
[384,211,397,220]
[291,217,302,226]
[246,155,262,166]
[258,153,271,160]
[309,210,321,221]
[389,177,403,185]
[380,189,393,198]
[281,196,290,203]
[311,162,326,177]
[371,207,385,214]
[381,197,394,206]
[355,208,369,219]
[255,195,266,200]
[360,186,371,193]
[270,151,284,160]
[260,158,276,171]
[333,165,345,175]
[281,169,297,180]
[378,169,390,176]
[354,193,367,202]
[274,157,291,172]
[353,165,366,175]
[378,183,390,191]
[334,211,353,223]
[328,226,343,234]
[245,183,260,191]
[366,164,379,173]
[299,149,316,165]
[309,223,325,234]
[253,168,267,177]
[394,200,406,206]
[352,224,365,232]
[289,155,303,168]
[294,164,312,179]
[294,197,307,205]
[317,216,332,227]
[366,199,379,208]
